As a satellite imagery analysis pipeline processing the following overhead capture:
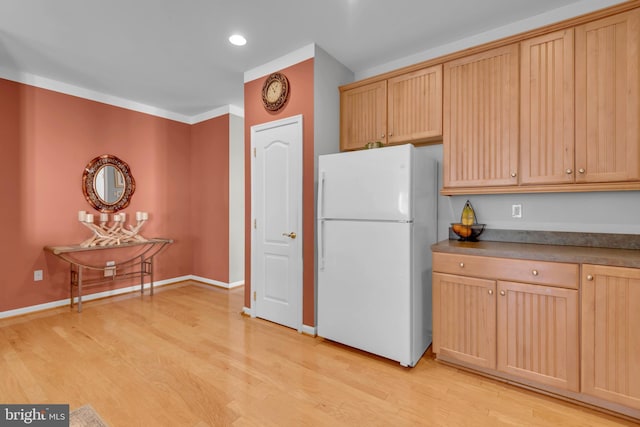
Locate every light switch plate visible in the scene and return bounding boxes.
[104,261,116,277]
[34,270,43,281]
[512,204,522,218]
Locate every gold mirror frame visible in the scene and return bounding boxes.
[82,154,136,213]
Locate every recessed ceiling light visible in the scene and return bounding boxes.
[229,34,247,46]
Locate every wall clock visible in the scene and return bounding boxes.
[261,72,289,112]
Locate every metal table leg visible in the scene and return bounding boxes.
[140,254,144,294]
[150,256,155,296]
[77,266,83,313]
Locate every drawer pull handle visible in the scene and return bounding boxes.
[459,262,464,268]
[510,172,517,178]
[500,290,506,296]
[488,289,493,295]
[532,269,539,276]
[586,274,594,281]
[578,168,585,174]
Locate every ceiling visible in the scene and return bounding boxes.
[0,0,612,119]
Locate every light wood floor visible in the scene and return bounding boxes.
[0,282,637,427]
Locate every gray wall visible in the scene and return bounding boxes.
[313,45,354,325]
[229,113,245,283]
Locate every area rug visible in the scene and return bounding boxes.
[69,404,109,427]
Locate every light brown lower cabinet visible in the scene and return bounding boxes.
[497,280,579,392]
[432,273,496,369]
[581,264,640,411]
[433,253,640,420]
[432,270,578,391]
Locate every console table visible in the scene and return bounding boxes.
[45,238,172,312]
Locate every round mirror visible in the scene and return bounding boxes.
[82,154,135,212]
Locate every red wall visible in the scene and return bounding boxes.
[190,115,230,282]
[0,78,196,312]
[243,59,316,326]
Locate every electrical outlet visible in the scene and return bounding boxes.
[512,204,523,219]
[104,261,116,277]
[34,270,43,281]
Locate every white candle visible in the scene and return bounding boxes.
[113,214,121,222]
[85,214,94,223]
[136,211,143,221]
[78,210,87,221]
[100,213,109,222]
[142,212,149,220]
[120,212,126,222]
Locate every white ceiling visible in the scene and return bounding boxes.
[0,0,623,119]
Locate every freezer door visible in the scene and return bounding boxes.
[318,145,412,221]
[317,220,413,366]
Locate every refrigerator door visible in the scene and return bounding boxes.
[318,145,413,221]
[317,219,413,366]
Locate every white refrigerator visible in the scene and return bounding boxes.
[317,144,438,367]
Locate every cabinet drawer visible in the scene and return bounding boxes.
[433,252,578,289]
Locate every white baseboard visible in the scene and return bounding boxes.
[0,276,192,319]
[239,308,315,335]
[0,275,245,319]
[301,324,317,337]
[188,275,244,289]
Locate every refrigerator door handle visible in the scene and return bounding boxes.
[318,170,325,219]
[319,220,325,271]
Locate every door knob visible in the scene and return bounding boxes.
[282,232,297,239]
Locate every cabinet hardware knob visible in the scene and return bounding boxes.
[488,289,494,295]
[511,172,517,178]
[586,274,594,281]
[500,290,506,296]
[459,262,464,268]
[389,133,393,137]
[381,134,385,138]
[532,269,539,276]
[578,168,585,174]
[566,168,573,174]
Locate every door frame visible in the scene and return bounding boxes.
[250,114,304,332]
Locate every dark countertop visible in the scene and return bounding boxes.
[432,239,640,269]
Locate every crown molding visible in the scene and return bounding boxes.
[189,104,245,124]
[0,66,243,124]
[244,43,315,83]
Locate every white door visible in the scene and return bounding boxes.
[251,115,303,331]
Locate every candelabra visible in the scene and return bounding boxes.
[77,210,149,247]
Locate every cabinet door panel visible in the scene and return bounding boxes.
[433,273,496,369]
[497,281,579,391]
[582,264,640,409]
[575,9,640,183]
[340,81,387,151]
[444,44,519,188]
[387,65,442,144]
[520,29,575,185]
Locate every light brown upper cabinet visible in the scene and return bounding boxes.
[339,65,442,151]
[520,29,575,185]
[340,81,387,151]
[575,9,640,184]
[443,44,520,189]
[386,65,442,145]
